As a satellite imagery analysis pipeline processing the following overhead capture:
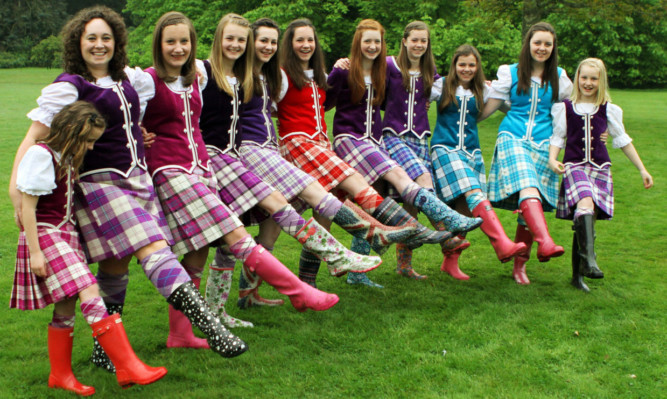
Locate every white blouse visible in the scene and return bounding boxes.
[488,64,573,102]
[436,85,490,103]
[27,66,153,127]
[16,145,60,196]
[550,102,632,149]
[278,69,318,103]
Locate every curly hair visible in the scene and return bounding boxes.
[60,6,128,82]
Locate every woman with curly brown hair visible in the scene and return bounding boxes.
[9,6,248,371]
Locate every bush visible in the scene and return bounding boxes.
[0,52,30,68]
[30,35,62,69]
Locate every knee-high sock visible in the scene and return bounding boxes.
[80,297,109,325]
[465,192,486,213]
[313,193,343,220]
[272,205,307,237]
[354,186,385,215]
[51,311,75,329]
[96,270,128,306]
[140,247,191,298]
[228,235,257,262]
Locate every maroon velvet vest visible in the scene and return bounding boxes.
[142,68,209,176]
[35,144,75,228]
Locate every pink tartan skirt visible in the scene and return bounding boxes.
[333,136,398,185]
[11,224,96,310]
[208,150,273,225]
[279,134,357,192]
[74,168,172,263]
[153,167,243,256]
[238,144,312,215]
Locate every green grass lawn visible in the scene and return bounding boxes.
[0,68,664,398]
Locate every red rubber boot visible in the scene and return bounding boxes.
[472,200,526,262]
[519,199,564,262]
[92,314,167,388]
[48,326,95,396]
[512,224,533,285]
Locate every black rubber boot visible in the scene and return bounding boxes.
[570,232,589,292]
[574,214,604,279]
[168,281,248,358]
[91,303,123,373]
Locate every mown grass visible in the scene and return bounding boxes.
[0,69,664,398]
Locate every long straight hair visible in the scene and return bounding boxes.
[279,19,329,90]
[252,18,281,102]
[517,21,559,102]
[152,12,197,86]
[395,21,435,100]
[439,45,486,113]
[209,13,254,102]
[40,101,106,179]
[570,58,610,106]
[348,19,386,105]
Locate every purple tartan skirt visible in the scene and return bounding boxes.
[153,167,243,256]
[238,144,312,215]
[333,136,398,185]
[75,168,172,263]
[556,164,613,220]
[11,224,97,310]
[207,150,273,225]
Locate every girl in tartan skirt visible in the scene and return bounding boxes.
[198,13,387,326]
[431,45,527,279]
[327,20,482,288]
[233,18,417,303]
[10,101,167,395]
[481,22,573,284]
[9,6,248,372]
[380,21,477,282]
[142,12,342,338]
[547,58,653,292]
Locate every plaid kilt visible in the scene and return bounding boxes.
[488,134,558,211]
[431,147,486,203]
[208,150,272,225]
[238,144,312,215]
[11,224,96,310]
[556,164,613,220]
[279,134,356,192]
[153,168,243,256]
[333,136,398,185]
[383,133,432,179]
[75,168,172,263]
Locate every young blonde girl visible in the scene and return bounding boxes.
[431,44,527,280]
[548,58,653,291]
[11,101,167,395]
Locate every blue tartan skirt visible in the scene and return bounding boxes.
[431,146,486,204]
[487,134,558,211]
